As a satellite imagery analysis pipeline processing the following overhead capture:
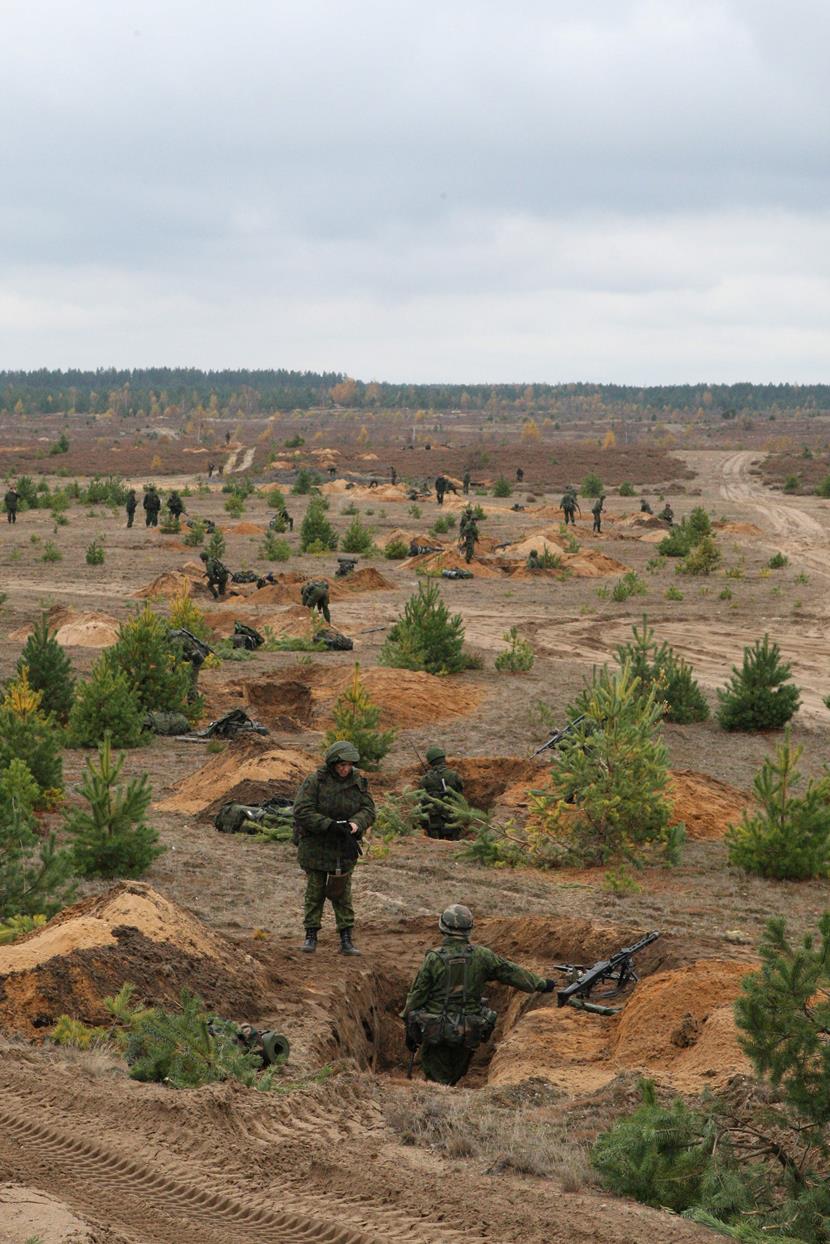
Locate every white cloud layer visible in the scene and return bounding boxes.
[2,0,828,381]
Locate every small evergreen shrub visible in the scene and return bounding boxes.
[183,520,205,546]
[379,581,467,675]
[105,606,194,719]
[224,494,244,517]
[341,516,373,554]
[0,912,47,944]
[611,572,647,602]
[323,664,396,769]
[205,529,226,560]
[726,732,830,879]
[168,585,212,642]
[495,627,535,672]
[665,585,683,601]
[17,615,75,722]
[768,551,788,569]
[266,488,287,508]
[67,660,145,748]
[783,474,799,493]
[384,538,409,559]
[0,667,63,801]
[492,476,512,497]
[49,432,70,455]
[0,758,74,918]
[291,468,318,494]
[431,515,452,534]
[816,475,830,498]
[615,618,709,724]
[65,736,162,878]
[300,498,338,552]
[85,539,105,565]
[717,634,800,731]
[618,481,635,496]
[676,534,721,575]
[580,473,603,498]
[260,531,291,561]
[41,542,62,563]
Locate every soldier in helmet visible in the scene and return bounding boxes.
[293,741,376,956]
[417,746,464,839]
[591,494,606,534]
[640,497,653,515]
[301,579,331,624]
[402,905,556,1085]
[526,548,543,570]
[200,550,229,599]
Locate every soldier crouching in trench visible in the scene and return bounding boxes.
[401,904,556,1085]
[293,741,375,957]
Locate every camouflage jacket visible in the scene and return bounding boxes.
[301,581,329,607]
[294,764,375,873]
[402,936,548,1018]
[204,557,227,580]
[418,763,464,827]
[143,492,160,512]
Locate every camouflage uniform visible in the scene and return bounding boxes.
[294,741,375,953]
[592,495,605,534]
[301,580,331,624]
[200,553,229,598]
[167,491,184,519]
[462,471,471,495]
[526,549,543,570]
[560,491,578,525]
[640,498,653,514]
[659,503,674,525]
[435,475,447,505]
[143,489,161,527]
[125,490,137,527]
[402,906,553,1085]
[4,488,18,523]
[461,523,479,563]
[418,746,464,839]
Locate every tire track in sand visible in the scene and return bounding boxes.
[0,1092,474,1244]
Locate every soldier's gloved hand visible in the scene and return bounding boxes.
[541,979,557,993]
[333,820,353,836]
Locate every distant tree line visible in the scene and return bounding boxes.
[1,368,829,419]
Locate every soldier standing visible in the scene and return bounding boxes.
[435,474,447,505]
[200,550,229,598]
[462,469,471,496]
[301,579,331,624]
[167,490,184,520]
[559,488,580,526]
[402,905,555,1085]
[659,501,674,525]
[459,506,479,563]
[294,741,375,956]
[125,489,137,528]
[390,466,398,485]
[143,486,161,527]
[592,495,605,534]
[516,467,524,483]
[640,498,653,515]
[4,485,18,524]
[418,746,464,839]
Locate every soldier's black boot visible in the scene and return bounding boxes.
[339,928,361,956]
[301,928,318,953]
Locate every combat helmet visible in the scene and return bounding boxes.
[425,745,446,764]
[439,904,474,935]
[325,740,360,766]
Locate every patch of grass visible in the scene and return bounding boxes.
[665,585,683,601]
[611,572,647,602]
[767,551,788,569]
[41,542,62,563]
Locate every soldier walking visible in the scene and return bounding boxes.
[200,550,229,598]
[402,905,555,1085]
[294,741,375,956]
[418,746,464,839]
[592,494,605,534]
[435,474,447,505]
[559,487,580,525]
[143,486,161,527]
[4,485,18,524]
[125,489,137,527]
[167,490,184,520]
[462,469,471,495]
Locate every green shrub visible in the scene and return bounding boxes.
[68,660,145,748]
[341,501,359,516]
[614,618,709,724]
[726,732,830,879]
[224,494,244,517]
[0,668,63,801]
[105,606,194,719]
[83,475,129,506]
[495,627,535,672]
[717,634,800,731]
[430,515,453,534]
[183,519,205,546]
[676,533,721,576]
[17,615,75,722]
[816,475,830,498]
[384,538,409,559]
[323,664,396,769]
[260,531,291,561]
[768,551,789,569]
[783,474,799,493]
[291,468,318,495]
[300,498,338,552]
[205,529,226,560]
[49,432,70,455]
[408,503,421,518]
[380,581,467,675]
[618,481,635,496]
[65,736,162,879]
[85,539,105,565]
[266,488,287,509]
[580,473,603,498]
[0,912,47,944]
[492,476,512,497]
[611,572,647,602]
[665,585,683,601]
[41,542,62,563]
[341,515,374,554]
[0,758,74,919]
[284,433,305,448]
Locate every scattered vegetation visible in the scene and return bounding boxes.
[300,497,338,552]
[495,626,535,673]
[323,664,396,769]
[341,515,374,554]
[717,634,801,731]
[0,757,74,919]
[17,615,75,722]
[85,539,105,565]
[260,531,291,561]
[492,476,512,497]
[380,581,468,676]
[64,736,162,879]
[614,618,709,723]
[67,660,146,749]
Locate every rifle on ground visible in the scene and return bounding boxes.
[553,931,660,1015]
[531,713,586,758]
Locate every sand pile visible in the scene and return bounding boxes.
[155,736,316,816]
[0,882,267,1038]
[199,671,314,731]
[203,604,317,641]
[392,757,539,808]
[132,570,210,600]
[299,664,484,728]
[564,551,630,576]
[329,567,395,596]
[400,549,505,578]
[615,512,666,530]
[10,605,120,649]
[246,574,305,606]
[322,480,407,503]
[227,521,266,535]
[669,770,752,840]
[715,521,764,537]
[502,531,567,559]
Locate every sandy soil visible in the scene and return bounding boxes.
[1,420,829,1244]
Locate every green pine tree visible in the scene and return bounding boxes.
[615,617,709,724]
[67,659,146,749]
[0,667,63,801]
[533,661,679,865]
[300,498,338,552]
[0,758,75,918]
[340,515,373,554]
[379,580,467,675]
[726,732,830,880]
[105,605,193,719]
[17,614,75,722]
[717,634,800,731]
[64,736,163,878]
[324,664,396,769]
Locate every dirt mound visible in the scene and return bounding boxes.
[391,757,540,808]
[309,666,484,728]
[670,770,752,840]
[503,532,567,559]
[227,521,265,535]
[10,605,120,649]
[155,735,315,815]
[639,529,668,543]
[615,512,666,530]
[198,671,315,732]
[322,480,407,503]
[0,1184,97,1244]
[203,603,317,641]
[715,520,763,537]
[0,882,267,1038]
[132,570,210,600]
[245,574,305,606]
[564,551,630,576]
[400,549,505,578]
[329,567,395,596]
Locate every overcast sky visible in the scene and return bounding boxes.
[1,0,828,383]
